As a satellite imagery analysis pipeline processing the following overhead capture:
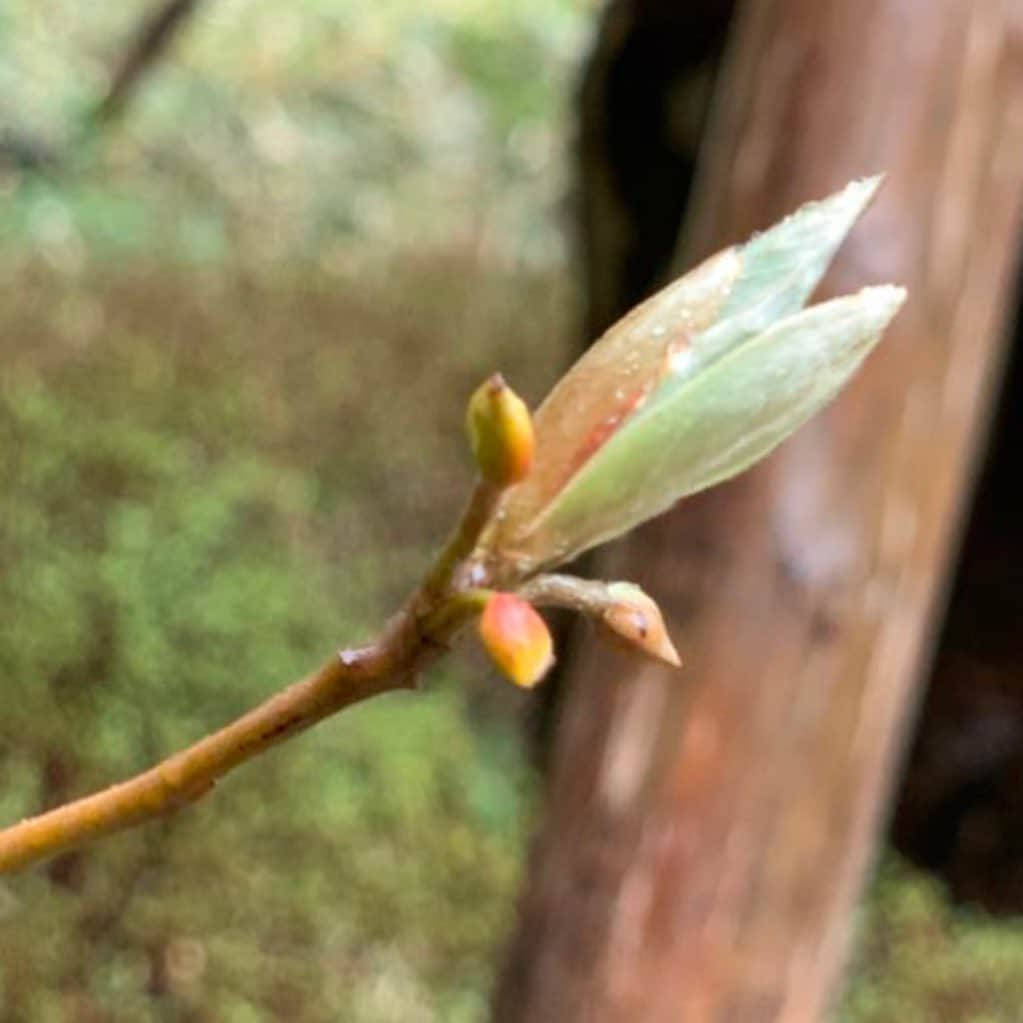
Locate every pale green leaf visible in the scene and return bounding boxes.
[490,178,885,573]
[503,286,906,570]
[691,175,883,370]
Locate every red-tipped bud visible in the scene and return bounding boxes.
[600,583,681,668]
[478,592,554,688]
[466,373,535,486]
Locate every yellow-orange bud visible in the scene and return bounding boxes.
[600,583,681,668]
[466,373,535,486]
[478,592,554,688]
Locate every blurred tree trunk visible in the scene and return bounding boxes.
[576,0,735,342]
[495,1,1023,1021]
[892,292,1023,911]
[531,0,735,768]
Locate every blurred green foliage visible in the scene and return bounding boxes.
[843,860,1023,1022]
[0,0,589,265]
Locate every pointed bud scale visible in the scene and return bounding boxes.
[466,374,535,486]
[478,592,554,688]
[600,583,681,668]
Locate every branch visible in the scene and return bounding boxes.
[0,480,497,875]
[1,0,207,177]
[0,185,906,875]
[93,0,206,125]
[0,130,61,175]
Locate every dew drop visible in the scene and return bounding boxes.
[669,349,694,375]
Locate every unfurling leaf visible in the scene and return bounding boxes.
[483,177,905,573]
[522,285,905,563]
[478,593,554,688]
[466,373,535,486]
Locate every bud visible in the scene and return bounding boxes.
[466,373,535,486]
[600,583,681,668]
[478,592,554,688]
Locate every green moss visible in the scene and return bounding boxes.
[840,858,1023,1022]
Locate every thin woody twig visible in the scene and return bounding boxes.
[0,479,502,876]
[0,632,401,875]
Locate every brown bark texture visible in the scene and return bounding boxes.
[495,1,1023,1021]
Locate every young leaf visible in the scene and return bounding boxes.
[509,286,905,567]
[487,178,890,574]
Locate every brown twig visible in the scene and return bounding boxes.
[94,0,206,125]
[0,481,500,875]
[2,0,207,177]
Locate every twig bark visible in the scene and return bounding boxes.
[0,481,499,875]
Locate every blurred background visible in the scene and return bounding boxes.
[1,2,1021,1020]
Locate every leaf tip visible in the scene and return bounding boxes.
[827,174,885,225]
[853,283,908,326]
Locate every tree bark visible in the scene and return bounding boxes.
[576,0,735,341]
[495,1,1023,1021]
